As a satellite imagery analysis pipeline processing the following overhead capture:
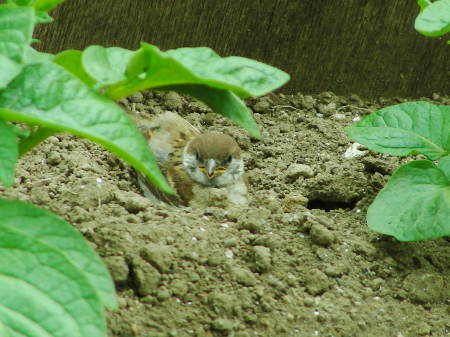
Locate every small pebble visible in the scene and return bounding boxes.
[417,322,431,335]
[283,192,308,212]
[156,286,171,301]
[285,163,314,181]
[47,151,62,165]
[343,142,368,159]
[252,246,272,273]
[224,238,238,247]
[310,224,334,245]
[305,269,331,295]
[128,92,144,103]
[211,318,234,332]
[164,91,183,110]
[330,113,346,120]
[117,296,127,309]
[102,256,129,284]
[233,267,257,286]
[225,250,234,259]
[140,243,173,273]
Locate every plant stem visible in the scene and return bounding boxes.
[18,127,55,157]
[104,78,145,101]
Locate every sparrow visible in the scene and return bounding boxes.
[128,111,249,208]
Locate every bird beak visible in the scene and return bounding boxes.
[206,159,217,179]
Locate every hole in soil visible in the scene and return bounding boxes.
[307,199,357,211]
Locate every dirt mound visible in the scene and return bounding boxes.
[3,91,450,337]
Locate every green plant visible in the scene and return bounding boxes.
[346,101,450,241]
[415,0,450,40]
[0,1,289,336]
[344,1,450,242]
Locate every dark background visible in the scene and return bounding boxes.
[32,0,450,99]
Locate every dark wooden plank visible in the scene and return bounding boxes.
[32,0,450,99]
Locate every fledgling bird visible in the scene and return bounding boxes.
[129,111,248,208]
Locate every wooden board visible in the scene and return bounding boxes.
[33,0,450,99]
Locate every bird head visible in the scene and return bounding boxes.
[183,133,244,186]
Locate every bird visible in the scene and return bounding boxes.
[128,111,249,208]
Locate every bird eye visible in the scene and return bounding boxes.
[195,152,201,161]
[227,155,232,163]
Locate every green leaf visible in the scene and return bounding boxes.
[0,61,171,193]
[418,0,432,12]
[0,6,34,63]
[0,118,18,187]
[0,220,106,337]
[104,43,286,136]
[0,320,9,337]
[438,155,450,180]
[106,43,290,100]
[415,0,450,36]
[367,160,450,241]
[5,1,34,7]
[163,84,261,137]
[345,101,450,160]
[33,0,65,13]
[34,10,53,23]
[23,46,54,64]
[164,46,290,98]
[54,50,96,87]
[0,199,117,309]
[0,55,21,89]
[7,0,64,12]
[82,45,135,89]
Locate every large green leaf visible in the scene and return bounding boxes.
[0,118,18,187]
[0,5,34,63]
[100,43,288,136]
[415,0,450,36]
[0,55,21,90]
[6,0,35,6]
[0,221,105,337]
[367,160,450,241]
[105,43,290,100]
[0,61,171,193]
[53,50,96,87]
[345,101,450,160]
[82,46,134,89]
[23,46,54,64]
[0,320,8,337]
[6,0,65,22]
[56,43,287,137]
[164,47,289,98]
[438,153,450,180]
[0,199,117,309]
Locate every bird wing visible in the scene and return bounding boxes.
[129,111,200,207]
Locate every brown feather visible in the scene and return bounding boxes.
[186,133,241,162]
[129,111,199,207]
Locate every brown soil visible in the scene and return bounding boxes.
[2,91,450,337]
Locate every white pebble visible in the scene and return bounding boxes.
[225,250,234,259]
[344,142,369,159]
